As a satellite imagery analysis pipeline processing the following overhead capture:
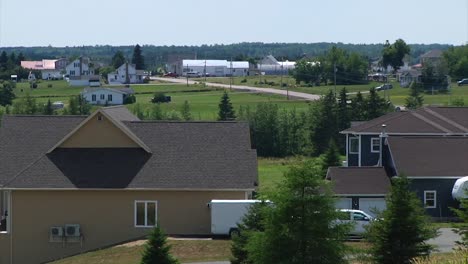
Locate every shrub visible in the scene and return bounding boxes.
[240,78,247,83]
[124,94,136,104]
[151,92,171,103]
[47,84,53,88]
[143,77,150,84]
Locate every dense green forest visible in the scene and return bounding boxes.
[0,42,453,70]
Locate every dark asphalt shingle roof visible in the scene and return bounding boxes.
[326,167,390,195]
[0,110,257,190]
[342,106,468,134]
[387,136,468,177]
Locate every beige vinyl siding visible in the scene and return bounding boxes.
[7,190,245,264]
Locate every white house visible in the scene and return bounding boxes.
[257,55,295,75]
[81,87,134,105]
[107,63,146,84]
[176,60,250,77]
[66,57,99,86]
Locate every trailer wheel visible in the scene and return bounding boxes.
[229,228,240,238]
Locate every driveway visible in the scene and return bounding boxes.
[429,227,462,253]
[151,77,320,101]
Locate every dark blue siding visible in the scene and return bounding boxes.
[409,179,460,218]
[360,135,380,166]
[348,154,359,166]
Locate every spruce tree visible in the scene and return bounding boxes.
[218,91,236,121]
[405,82,424,109]
[43,99,54,115]
[247,160,350,264]
[366,87,387,120]
[321,139,341,176]
[310,90,337,155]
[350,91,366,121]
[337,87,350,150]
[452,196,468,249]
[132,44,145,70]
[140,225,179,264]
[180,100,192,121]
[0,82,16,106]
[112,50,126,69]
[231,202,268,264]
[366,175,437,264]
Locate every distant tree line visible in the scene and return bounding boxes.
[0,42,452,72]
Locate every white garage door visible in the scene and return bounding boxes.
[359,198,386,217]
[335,198,352,209]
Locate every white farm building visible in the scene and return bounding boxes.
[81,87,134,105]
[171,60,250,77]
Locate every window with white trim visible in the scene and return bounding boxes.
[135,201,157,227]
[100,94,105,100]
[0,191,11,233]
[108,94,113,102]
[424,191,436,208]
[371,137,380,153]
[349,137,359,154]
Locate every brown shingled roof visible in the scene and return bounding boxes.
[342,106,468,135]
[387,136,468,177]
[0,108,257,190]
[326,167,390,195]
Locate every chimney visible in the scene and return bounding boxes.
[125,62,130,84]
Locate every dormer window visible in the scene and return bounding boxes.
[97,114,103,121]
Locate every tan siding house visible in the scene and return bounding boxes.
[0,106,257,264]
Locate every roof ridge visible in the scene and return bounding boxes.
[2,154,46,188]
[411,112,452,133]
[127,120,243,124]
[350,111,409,133]
[423,107,468,133]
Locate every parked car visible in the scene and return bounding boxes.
[375,83,393,91]
[163,72,178,78]
[457,79,468,86]
[337,209,374,236]
[186,72,201,78]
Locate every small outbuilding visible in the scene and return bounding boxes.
[81,87,134,105]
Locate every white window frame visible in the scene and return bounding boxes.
[424,190,437,208]
[371,137,380,153]
[134,200,158,228]
[349,137,359,154]
[0,191,11,234]
[108,94,113,102]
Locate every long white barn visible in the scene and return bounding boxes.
[172,60,250,77]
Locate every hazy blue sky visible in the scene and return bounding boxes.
[0,0,466,47]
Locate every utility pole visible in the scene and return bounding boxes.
[230,57,233,91]
[204,59,207,87]
[186,64,189,87]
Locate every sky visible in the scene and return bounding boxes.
[0,0,466,47]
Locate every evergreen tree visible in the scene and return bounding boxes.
[150,103,165,120]
[218,91,236,121]
[180,100,192,121]
[247,160,350,264]
[140,225,179,264]
[132,44,145,70]
[350,91,366,121]
[16,52,25,65]
[366,175,437,264]
[253,103,279,156]
[0,82,16,106]
[67,96,79,115]
[112,50,126,69]
[337,87,350,150]
[452,196,468,249]
[43,99,54,115]
[321,139,341,176]
[310,90,337,155]
[405,82,424,109]
[77,95,91,115]
[231,202,268,264]
[0,51,7,70]
[366,88,387,120]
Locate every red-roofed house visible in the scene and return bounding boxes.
[21,58,68,80]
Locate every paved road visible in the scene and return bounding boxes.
[428,227,461,253]
[151,77,321,101]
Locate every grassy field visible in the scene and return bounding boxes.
[11,80,312,120]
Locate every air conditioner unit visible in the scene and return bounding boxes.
[64,224,81,237]
[50,226,63,237]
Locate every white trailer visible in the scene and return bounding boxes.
[210,199,260,236]
[452,176,468,200]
